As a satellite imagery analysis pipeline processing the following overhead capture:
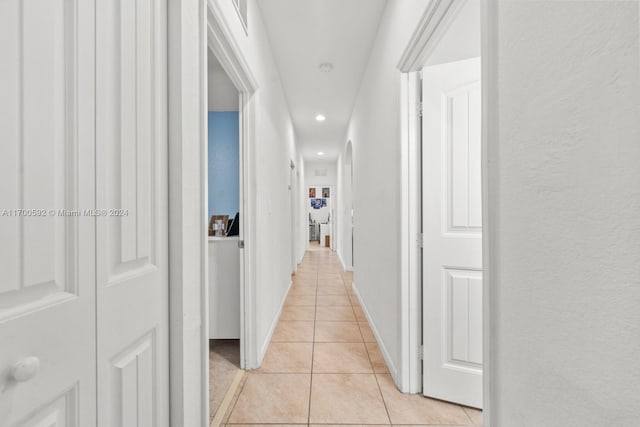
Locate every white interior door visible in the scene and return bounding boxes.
[96,0,169,425]
[0,1,96,425]
[422,57,483,409]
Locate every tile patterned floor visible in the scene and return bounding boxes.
[216,243,482,426]
[209,340,242,422]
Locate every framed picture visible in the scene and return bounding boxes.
[209,214,229,236]
[322,187,330,198]
[309,187,316,198]
[311,198,323,209]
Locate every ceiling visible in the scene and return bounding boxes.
[259,0,387,161]
[208,50,239,112]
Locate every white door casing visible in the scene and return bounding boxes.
[0,0,97,425]
[96,0,170,425]
[290,161,297,273]
[422,57,483,409]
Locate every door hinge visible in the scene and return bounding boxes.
[238,240,245,249]
[417,101,423,117]
[418,345,424,360]
[417,233,423,248]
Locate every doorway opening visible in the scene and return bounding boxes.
[345,141,354,269]
[399,0,486,423]
[307,184,334,251]
[290,160,298,274]
[203,3,259,424]
[206,49,243,423]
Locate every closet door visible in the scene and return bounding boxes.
[0,0,97,425]
[422,57,483,409]
[95,0,170,425]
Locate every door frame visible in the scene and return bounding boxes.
[207,0,259,371]
[397,0,495,424]
[290,160,297,273]
[168,0,258,425]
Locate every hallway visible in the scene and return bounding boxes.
[216,245,482,425]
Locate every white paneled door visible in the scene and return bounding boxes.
[0,0,97,425]
[0,0,169,425]
[422,57,483,409]
[96,0,169,425]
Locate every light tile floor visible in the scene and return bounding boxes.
[209,339,241,422]
[218,243,482,426]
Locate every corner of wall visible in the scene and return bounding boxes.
[336,249,352,272]
[351,282,400,385]
[257,279,292,366]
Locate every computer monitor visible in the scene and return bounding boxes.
[226,212,240,236]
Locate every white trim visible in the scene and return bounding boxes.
[206,0,258,93]
[397,0,468,72]
[258,280,293,364]
[168,0,209,425]
[168,1,259,425]
[398,71,423,394]
[351,283,399,382]
[481,0,497,424]
[397,0,490,421]
[206,0,259,373]
[336,249,353,272]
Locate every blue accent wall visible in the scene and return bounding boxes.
[208,111,239,219]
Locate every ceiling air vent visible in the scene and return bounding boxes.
[315,169,327,177]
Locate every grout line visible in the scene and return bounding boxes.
[462,406,478,425]
[373,371,393,425]
[221,368,249,424]
[210,369,245,427]
[307,249,320,424]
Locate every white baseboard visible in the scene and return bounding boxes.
[351,282,399,384]
[337,249,353,272]
[257,280,292,366]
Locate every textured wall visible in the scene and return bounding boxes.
[490,2,640,425]
[208,112,239,219]
[342,0,431,384]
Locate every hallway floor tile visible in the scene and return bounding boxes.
[220,244,482,426]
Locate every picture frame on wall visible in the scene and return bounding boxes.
[309,187,316,198]
[322,187,330,198]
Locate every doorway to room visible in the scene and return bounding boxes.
[345,141,354,268]
[307,185,334,251]
[206,49,244,423]
[290,160,298,274]
[399,0,486,419]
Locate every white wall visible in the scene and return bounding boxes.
[304,161,337,247]
[213,0,301,364]
[488,2,640,425]
[425,0,480,67]
[305,160,337,187]
[339,0,431,383]
[167,0,207,424]
[208,50,239,111]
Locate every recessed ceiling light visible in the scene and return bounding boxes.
[316,114,326,122]
[318,62,334,73]
[317,152,324,156]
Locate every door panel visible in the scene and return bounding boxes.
[0,0,96,425]
[422,57,482,409]
[96,0,169,425]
